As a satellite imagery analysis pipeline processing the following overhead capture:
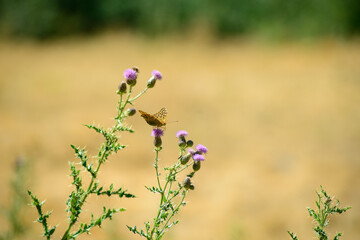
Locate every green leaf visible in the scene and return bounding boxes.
[287,231,298,240]
[113,143,126,152]
[84,124,104,134]
[28,190,56,238]
[127,225,147,237]
[145,186,161,193]
[333,232,342,240]
[116,125,135,133]
[94,185,135,198]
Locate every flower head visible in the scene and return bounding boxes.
[152,70,162,80]
[176,130,188,138]
[188,148,196,155]
[123,68,137,81]
[196,144,208,154]
[193,154,205,162]
[152,128,164,137]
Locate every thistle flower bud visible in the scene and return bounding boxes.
[151,128,164,148]
[126,108,136,116]
[147,77,156,88]
[196,144,208,154]
[188,148,196,155]
[123,68,137,86]
[154,136,162,147]
[186,140,194,147]
[178,138,187,148]
[151,70,162,80]
[152,128,164,137]
[193,154,205,162]
[180,153,191,165]
[193,161,201,171]
[183,177,192,190]
[176,130,188,138]
[117,81,127,94]
[189,184,195,190]
[176,130,188,147]
[127,78,137,86]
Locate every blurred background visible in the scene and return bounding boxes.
[0,0,360,239]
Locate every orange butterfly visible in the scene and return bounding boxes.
[139,108,167,127]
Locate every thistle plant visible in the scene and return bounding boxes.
[288,186,351,240]
[0,157,28,240]
[128,130,208,240]
[28,67,166,239]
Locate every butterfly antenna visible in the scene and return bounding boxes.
[167,120,179,124]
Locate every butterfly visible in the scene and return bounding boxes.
[139,108,167,127]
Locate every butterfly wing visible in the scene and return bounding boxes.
[139,110,161,126]
[139,108,167,127]
[138,110,147,116]
[153,108,167,126]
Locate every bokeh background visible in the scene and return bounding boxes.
[1,1,360,240]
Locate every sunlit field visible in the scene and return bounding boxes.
[1,33,360,240]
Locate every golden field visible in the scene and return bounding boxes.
[0,33,360,240]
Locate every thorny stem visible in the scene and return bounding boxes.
[154,149,163,192]
[116,86,133,124]
[116,93,123,120]
[157,191,187,239]
[147,148,191,240]
[149,148,163,239]
[61,224,72,240]
[61,148,108,240]
[61,88,134,240]
[288,187,351,240]
[166,181,173,199]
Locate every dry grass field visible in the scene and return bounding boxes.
[0,33,360,240]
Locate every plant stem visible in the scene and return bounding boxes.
[149,148,164,239]
[116,93,123,120]
[148,149,192,240]
[166,181,173,199]
[129,87,148,102]
[61,89,132,240]
[157,191,187,240]
[61,151,106,240]
[154,149,163,192]
[175,161,193,175]
[115,86,132,124]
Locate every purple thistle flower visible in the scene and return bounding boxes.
[152,128,164,137]
[152,70,162,80]
[196,144,208,154]
[176,130,188,138]
[123,68,137,80]
[193,154,205,162]
[188,148,196,155]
